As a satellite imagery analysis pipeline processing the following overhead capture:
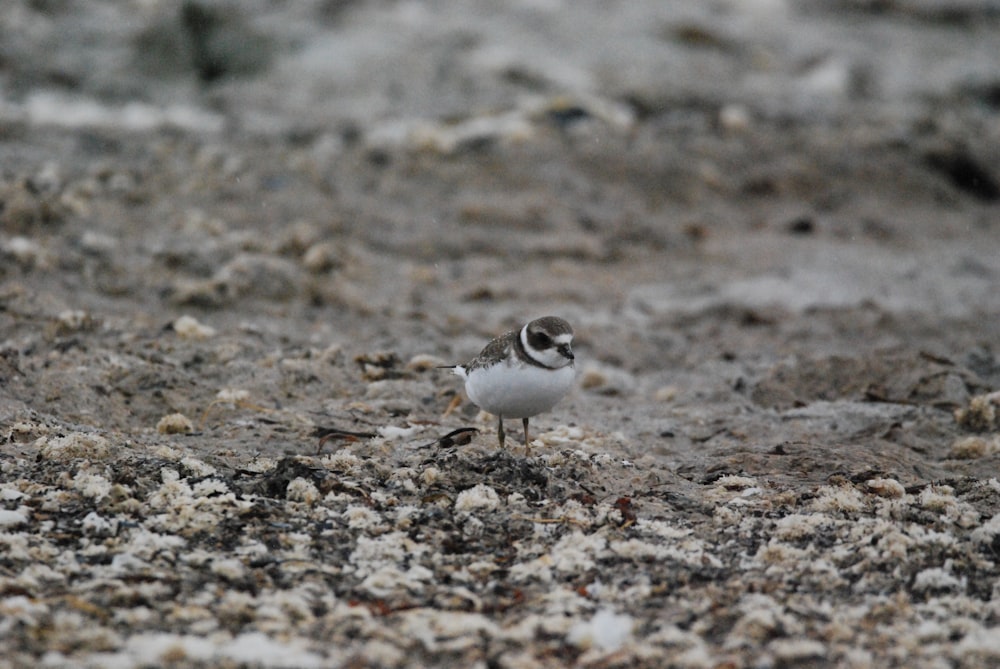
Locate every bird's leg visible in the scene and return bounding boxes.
[497,415,505,449]
[523,417,531,456]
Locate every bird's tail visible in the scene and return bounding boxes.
[437,364,466,379]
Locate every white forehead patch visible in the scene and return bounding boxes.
[553,334,573,345]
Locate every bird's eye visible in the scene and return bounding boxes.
[528,331,551,349]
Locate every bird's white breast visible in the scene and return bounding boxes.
[462,361,575,419]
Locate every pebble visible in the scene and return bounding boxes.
[1,236,48,268]
[156,412,194,434]
[955,392,1000,432]
[35,433,113,461]
[949,436,1000,459]
[301,241,342,273]
[214,253,302,301]
[173,315,217,340]
[578,362,636,395]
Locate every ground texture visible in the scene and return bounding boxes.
[2,1,1000,667]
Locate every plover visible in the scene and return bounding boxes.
[445,316,576,454]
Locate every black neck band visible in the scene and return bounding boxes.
[515,329,558,370]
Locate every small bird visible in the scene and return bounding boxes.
[444,316,576,454]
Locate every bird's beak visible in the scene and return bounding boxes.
[559,344,574,360]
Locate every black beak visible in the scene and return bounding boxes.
[558,344,574,360]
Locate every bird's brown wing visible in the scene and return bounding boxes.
[464,330,517,371]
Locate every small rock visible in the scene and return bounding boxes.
[406,353,447,372]
[278,219,325,255]
[454,484,500,512]
[786,216,815,235]
[318,343,343,363]
[0,179,68,232]
[1,236,49,269]
[48,309,98,337]
[719,103,752,133]
[157,413,194,435]
[286,477,321,505]
[79,230,118,256]
[579,362,635,395]
[0,509,29,528]
[81,511,119,537]
[173,315,217,340]
[949,435,1000,459]
[567,608,634,652]
[866,478,906,498]
[214,253,302,300]
[955,391,1000,432]
[216,388,251,404]
[302,241,343,273]
[355,351,401,381]
[168,278,228,308]
[654,385,679,402]
[36,433,114,461]
[770,638,827,662]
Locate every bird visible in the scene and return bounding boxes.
[443,316,576,454]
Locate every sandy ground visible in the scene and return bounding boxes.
[2,1,1000,667]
